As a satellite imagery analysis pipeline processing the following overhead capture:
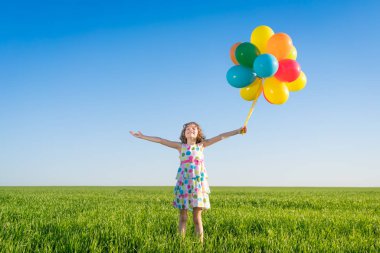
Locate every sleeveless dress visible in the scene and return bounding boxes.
[172,143,211,211]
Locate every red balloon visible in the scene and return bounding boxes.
[275,59,301,82]
[263,90,273,104]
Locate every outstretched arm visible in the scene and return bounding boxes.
[129,131,181,150]
[202,126,246,148]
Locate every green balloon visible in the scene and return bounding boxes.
[235,42,261,68]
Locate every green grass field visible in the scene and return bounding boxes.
[0,186,379,252]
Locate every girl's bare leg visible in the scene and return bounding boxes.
[193,207,203,243]
[179,209,188,238]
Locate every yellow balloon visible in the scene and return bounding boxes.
[286,71,307,92]
[240,79,262,101]
[250,25,274,54]
[263,77,289,105]
[286,45,297,60]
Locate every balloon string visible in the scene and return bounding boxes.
[242,78,264,134]
[243,98,258,127]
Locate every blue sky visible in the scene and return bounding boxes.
[1,0,379,186]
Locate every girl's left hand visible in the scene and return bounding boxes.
[239,126,247,134]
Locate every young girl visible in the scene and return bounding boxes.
[130,122,246,243]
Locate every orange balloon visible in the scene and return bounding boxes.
[267,33,293,61]
[230,42,241,65]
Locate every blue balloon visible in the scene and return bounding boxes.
[226,65,256,88]
[253,54,279,78]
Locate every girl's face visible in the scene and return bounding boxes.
[185,124,198,139]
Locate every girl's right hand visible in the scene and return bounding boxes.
[129,131,144,138]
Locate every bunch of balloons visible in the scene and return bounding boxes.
[226,25,307,106]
